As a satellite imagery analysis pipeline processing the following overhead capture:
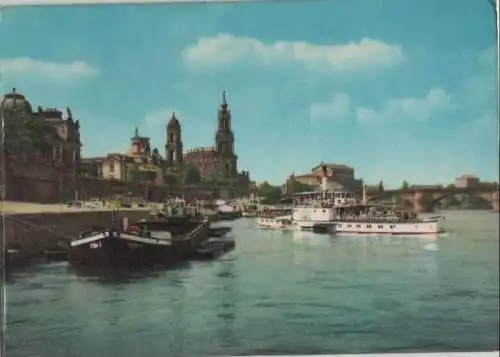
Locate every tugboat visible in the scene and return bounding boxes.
[68,201,210,267]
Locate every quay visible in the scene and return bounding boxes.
[1,201,153,263]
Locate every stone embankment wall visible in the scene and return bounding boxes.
[1,209,152,260]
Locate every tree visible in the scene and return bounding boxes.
[4,116,46,153]
[183,166,201,185]
[478,181,499,189]
[377,180,384,192]
[164,174,177,185]
[401,180,409,189]
[290,181,314,193]
[258,181,283,204]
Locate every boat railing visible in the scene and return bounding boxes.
[335,216,431,223]
[181,220,209,241]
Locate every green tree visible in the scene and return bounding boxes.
[478,181,499,189]
[401,180,409,189]
[183,166,201,185]
[258,181,283,204]
[164,174,177,185]
[377,180,384,192]
[290,181,314,193]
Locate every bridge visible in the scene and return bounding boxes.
[366,186,499,213]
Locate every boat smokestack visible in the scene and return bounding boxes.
[321,165,328,192]
[362,184,367,205]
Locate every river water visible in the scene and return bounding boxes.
[5,211,499,357]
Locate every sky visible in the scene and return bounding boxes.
[0,0,498,187]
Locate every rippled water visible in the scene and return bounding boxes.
[5,211,499,357]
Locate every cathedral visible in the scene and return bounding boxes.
[164,91,250,184]
[80,90,250,198]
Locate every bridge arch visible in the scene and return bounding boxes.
[432,191,498,210]
[367,191,414,208]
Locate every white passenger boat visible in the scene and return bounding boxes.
[256,215,293,231]
[256,165,444,236]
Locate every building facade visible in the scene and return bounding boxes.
[0,88,83,202]
[454,174,480,188]
[81,127,164,185]
[1,88,82,170]
[284,163,363,194]
[164,91,250,186]
[81,90,250,197]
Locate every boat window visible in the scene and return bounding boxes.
[322,210,326,213]
[356,224,361,228]
[390,225,395,229]
[338,224,342,227]
[367,224,372,228]
[378,225,383,229]
[347,224,352,228]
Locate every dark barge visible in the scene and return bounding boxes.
[68,217,210,267]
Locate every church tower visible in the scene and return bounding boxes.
[215,90,235,156]
[215,90,237,178]
[165,112,183,166]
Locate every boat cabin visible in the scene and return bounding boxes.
[292,190,357,207]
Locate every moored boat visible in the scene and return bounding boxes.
[68,218,210,267]
[256,215,293,230]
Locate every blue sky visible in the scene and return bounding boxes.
[0,0,498,187]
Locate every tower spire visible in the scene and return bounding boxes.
[134,126,139,138]
[222,90,227,105]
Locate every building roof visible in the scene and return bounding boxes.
[167,112,180,128]
[1,88,33,114]
[311,163,353,171]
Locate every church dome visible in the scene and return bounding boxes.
[0,88,33,114]
[167,112,180,129]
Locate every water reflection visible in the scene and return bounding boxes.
[291,231,333,246]
[66,262,192,285]
[334,234,438,248]
[215,258,237,351]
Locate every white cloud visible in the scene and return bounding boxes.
[463,47,498,107]
[0,57,99,81]
[356,87,455,123]
[309,93,350,121]
[183,33,405,72]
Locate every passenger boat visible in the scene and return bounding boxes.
[68,217,210,267]
[257,207,292,218]
[256,215,293,231]
[256,165,444,236]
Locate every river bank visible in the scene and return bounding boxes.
[1,201,153,263]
